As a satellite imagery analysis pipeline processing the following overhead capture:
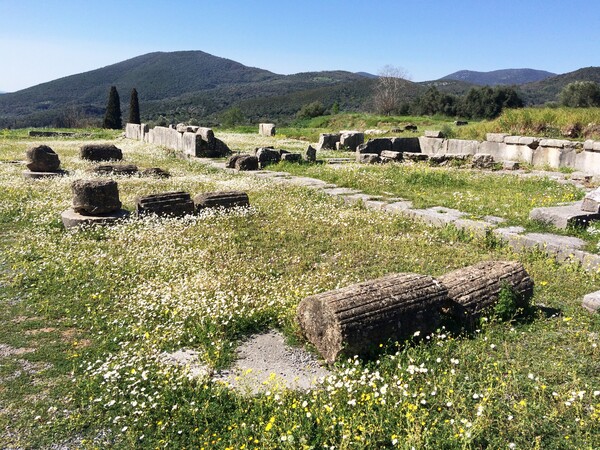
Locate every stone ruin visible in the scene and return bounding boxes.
[23,145,67,179]
[61,179,130,229]
[136,192,195,218]
[530,185,600,229]
[125,123,230,159]
[80,144,123,162]
[259,123,276,136]
[224,147,304,171]
[297,260,533,363]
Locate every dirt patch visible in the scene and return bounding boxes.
[0,343,35,357]
[25,327,57,335]
[213,330,331,394]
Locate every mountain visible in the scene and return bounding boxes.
[441,69,556,86]
[355,72,378,79]
[518,67,600,105]
[0,51,376,127]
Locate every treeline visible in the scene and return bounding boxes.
[405,85,524,120]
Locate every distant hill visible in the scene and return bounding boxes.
[0,51,375,127]
[355,72,378,79]
[518,67,600,105]
[441,69,556,86]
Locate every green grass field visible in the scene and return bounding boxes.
[0,131,599,449]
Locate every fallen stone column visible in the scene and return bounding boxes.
[438,260,533,322]
[194,191,250,210]
[297,273,448,363]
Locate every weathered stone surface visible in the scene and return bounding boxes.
[582,291,600,313]
[125,123,142,140]
[305,145,317,162]
[235,155,259,171]
[194,191,250,210]
[539,139,567,149]
[339,131,364,151]
[71,179,122,215]
[317,133,341,150]
[259,123,276,136]
[380,150,403,162]
[29,130,77,137]
[581,188,600,212]
[61,208,130,229]
[255,147,281,166]
[486,133,509,143]
[80,144,123,162]
[529,201,600,229]
[140,167,170,178]
[504,136,521,145]
[225,154,243,169]
[91,164,138,176]
[391,137,421,153]
[356,138,392,155]
[518,137,540,148]
[428,154,469,166]
[446,139,479,155]
[503,160,521,170]
[281,153,302,162]
[136,191,194,218]
[403,153,429,162]
[471,154,495,169]
[196,127,215,143]
[424,130,444,138]
[403,206,465,227]
[418,137,446,155]
[438,261,534,322]
[22,170,67,179]
[25,145,60,172]
[404,124,418,131]
[297,273,448,362]
[358,153,380,164]
[594,142,600,152]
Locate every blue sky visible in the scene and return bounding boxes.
[1,0,599,92]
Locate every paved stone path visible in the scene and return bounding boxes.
[198,158,600,273]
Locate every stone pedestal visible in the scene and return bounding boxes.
[61,208,130,229]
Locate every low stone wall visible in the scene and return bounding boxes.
[125,123,229,158]
[417,133,600,174]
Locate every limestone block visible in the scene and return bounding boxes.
[356,138,392,155]
[136,192,194,218]
[594,142,600,152]
[339,131,364,150]
[518,137,540,148]
[504,136,521,145]
[71,179,122,215]
[582,291,600,313]
[259,123,276,136]
[529,201,600,229]
[486,133,509,143]
[424,130,444,138]
[358,153,380,164]
[125,123,141,140]
[80,144,123,162]
[446,139,479,155]
[418,137,446,155]
[584,140,595,151]
[194,191,250,210]
[317,133,341,150]
[25,145,60,172]
[380,150,403,162]
[539,139,568,149]
[581,189,600,212]
[391,137,421,153]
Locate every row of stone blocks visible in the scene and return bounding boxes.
[297,260,533,363]
[60,179,249,229]
[125,123,231,158]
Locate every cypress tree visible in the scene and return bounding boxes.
[128,88,141,124]
[103,86,122,129]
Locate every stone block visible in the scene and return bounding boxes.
[403,153,429,162]
[471,154,495,169]
[235,155,259,171]
[256,147,281,166]
[594,142,600,152]
[141,168,170,178]
[357,153,380,164]
[25,145,60,172]
[446,139,479,155]
[125,123,142,140]
[194,191,250,210]
[80,144,123,162]
[582,291,600,313]
[305,145,317,162]
[136,191,195,218]
[339,131,364,151]
[61,208,130,229]
[356,138,392,155]
[317,133,341,150]
[539,139,567,149]
[380,150,403,162]
[584,140,595,151]
[281,153,302,162]
[71,179,122,215]
[259,123,276,136]
[196,127,215,143]
[91,164,138,176]
[529,201,600,229]
[504,136,521,145]
[486,133,508,143]
[391,137,421,153]
[424,130,444,138]
[581,189,600,212]
[518,137,540,148]
[503,160,520,170]
[418,137,446,155]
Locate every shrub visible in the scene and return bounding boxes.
[296,101,326,119]
[559,81,600,107]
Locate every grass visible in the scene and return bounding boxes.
[1,130,599,448]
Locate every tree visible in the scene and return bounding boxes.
[296,101,326,119]
[103,86,122,129]
[559,81,600,107]
[128,88,140,124]
[220,107,245,127]
[373,65,410,115]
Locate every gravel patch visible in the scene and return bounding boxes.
[213,330,331,394]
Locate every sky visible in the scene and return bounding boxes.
[0,0,599,92]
